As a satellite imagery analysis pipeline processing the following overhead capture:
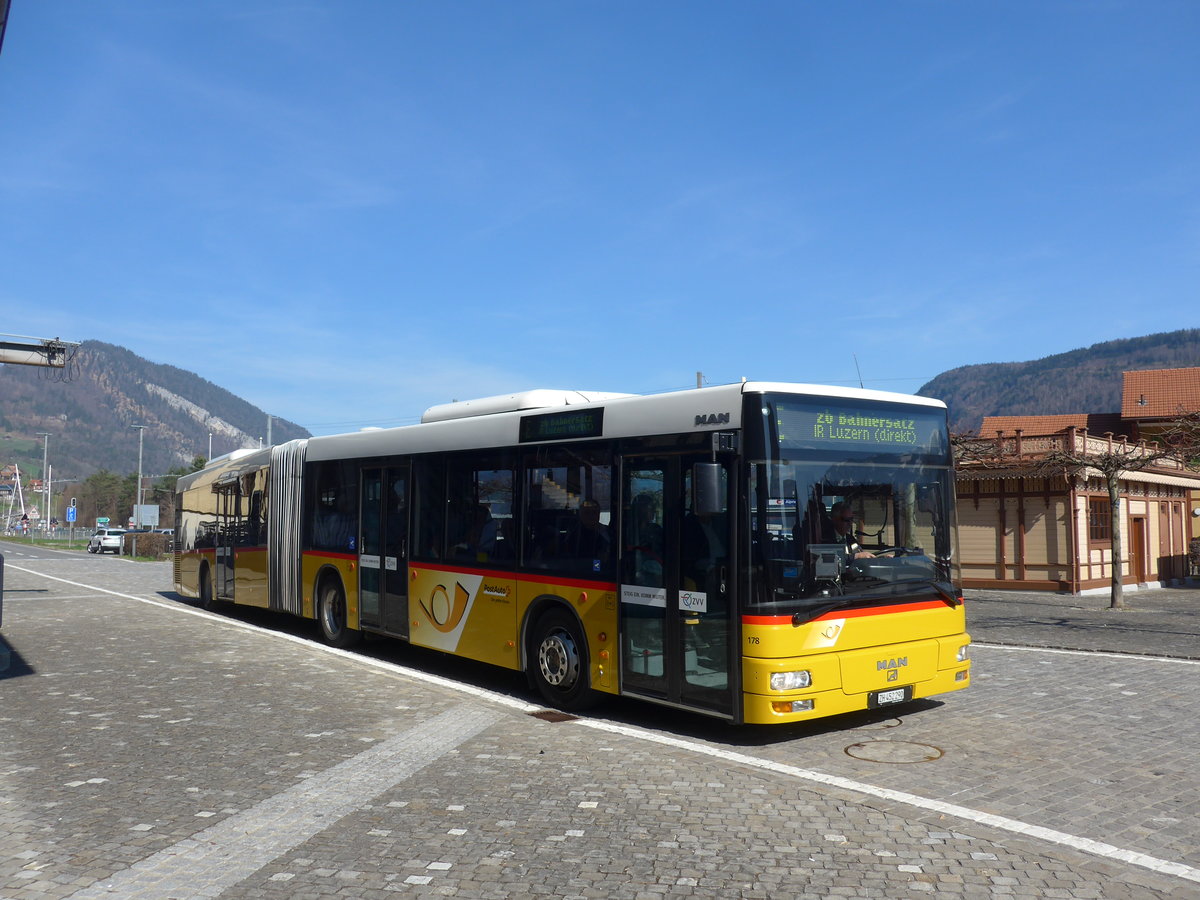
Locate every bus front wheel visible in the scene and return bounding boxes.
[318,579,361,649]
[529,608,597,711]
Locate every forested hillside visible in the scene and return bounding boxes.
[0,341,309,484]
[918,329,1200,434]
[5,331,1199,495]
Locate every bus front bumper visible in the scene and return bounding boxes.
[740,634,971,725]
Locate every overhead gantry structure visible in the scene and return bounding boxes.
[0,334,80,368]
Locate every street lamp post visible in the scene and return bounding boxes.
[36,432,50,533]
[132,425,146,529]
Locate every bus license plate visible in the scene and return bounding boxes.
[869,686,912,708]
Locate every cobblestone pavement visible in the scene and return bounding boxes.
[964,584,1200,660]
[1,546,1197,898]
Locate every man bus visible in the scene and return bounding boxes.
[175,382,969,725]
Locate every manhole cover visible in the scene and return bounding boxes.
[529,710,578,723]
[844,740,944,763]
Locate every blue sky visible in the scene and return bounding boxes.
[2,2,1197,436]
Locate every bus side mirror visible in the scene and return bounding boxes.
[693,463,723,516]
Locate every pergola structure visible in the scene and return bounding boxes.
[955,417,1200,594]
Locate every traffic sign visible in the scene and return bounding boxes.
[66,506,77,523]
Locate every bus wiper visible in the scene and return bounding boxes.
[881,577,961,607]
[790,579,960,626]
[927,579,962,607]
[790,596,860,626]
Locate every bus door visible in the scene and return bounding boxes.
[359,465,410,638]
[620,455,734,718]
[214,482,239,601]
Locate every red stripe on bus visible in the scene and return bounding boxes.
[414,561,618,592]
[742,599,950,625]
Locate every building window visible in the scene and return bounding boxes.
[1088,498,1112,543]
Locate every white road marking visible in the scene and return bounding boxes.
[973,641,1200,665]
[575,716,1199,884]
[10,563,1200,886]
[65,705,499,899]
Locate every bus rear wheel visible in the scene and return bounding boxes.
[318,578,361,648]
[529,608,597,711]
[198,565,217,611]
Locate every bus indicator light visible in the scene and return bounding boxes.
[772,699,815,714]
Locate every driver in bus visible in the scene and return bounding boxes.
[824,501,875,559]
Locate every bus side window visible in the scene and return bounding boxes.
[445,454,515,565]
[309,460,357,553]
[412,457,445,560]
[523,447,614,580]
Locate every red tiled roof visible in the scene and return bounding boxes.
[978,413,1128,438]
[1121,368,1200,419]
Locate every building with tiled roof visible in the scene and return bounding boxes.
[1121,367,1200,432]
[979,413,1127,438]
[955,367,1200,594]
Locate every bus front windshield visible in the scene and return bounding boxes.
[747,395,957,618]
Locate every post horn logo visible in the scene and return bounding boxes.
[419,582,471,633]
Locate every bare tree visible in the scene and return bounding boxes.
[954,412,1200,609]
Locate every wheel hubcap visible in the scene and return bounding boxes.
[538,629,580,689]
[322,591,340,634]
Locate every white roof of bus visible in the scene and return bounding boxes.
[421,390,636,423]
[301,381,946,463]
[745,382,945,408]
[176,445,272,492]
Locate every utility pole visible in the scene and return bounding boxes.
[36,432,50,531]
[267,415,273,447]
[132,425,146,529]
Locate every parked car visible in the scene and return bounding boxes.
[87,527,127,554]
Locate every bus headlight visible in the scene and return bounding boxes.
[770,670,812,691]
[956,644,970,662]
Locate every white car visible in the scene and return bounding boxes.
[88,527,127,554]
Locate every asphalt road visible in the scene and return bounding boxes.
[1,544,1198,898]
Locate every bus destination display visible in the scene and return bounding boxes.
[776,402,945,454]
[519,407,605,443]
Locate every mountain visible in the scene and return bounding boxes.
[7,330,1198,487]
[0,340,309,485]
[917,329,1200,434]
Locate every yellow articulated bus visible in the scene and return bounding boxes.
[174,382,969,725]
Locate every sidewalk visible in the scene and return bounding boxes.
[964,584,1200,659]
